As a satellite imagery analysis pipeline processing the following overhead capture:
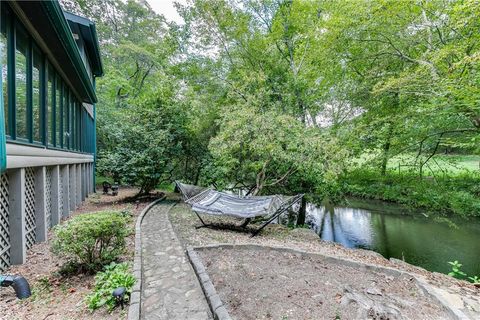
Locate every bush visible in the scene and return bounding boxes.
[341,169,480,217]
[52,211,131,273]
[86,262,136,311]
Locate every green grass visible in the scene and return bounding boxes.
[350,152,479,176]
[388,154,480,175]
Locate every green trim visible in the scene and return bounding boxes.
[93,77,96,190]
[59,80,63,148]
[63,12,103,77]
[0,31,5,173]
[40,1,98,103]
[89,23,103,76]
[26,31,32,143]
[41,53,47,145]
[7,11,15,139]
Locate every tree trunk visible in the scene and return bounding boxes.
[296,196,307,226]
[380,122,393,176]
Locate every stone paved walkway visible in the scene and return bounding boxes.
[141,201,211,320]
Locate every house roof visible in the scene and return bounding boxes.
[64,11,104,78]
[12,1,102,103]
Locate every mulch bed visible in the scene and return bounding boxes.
[0,187,162,320]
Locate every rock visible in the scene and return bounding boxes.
[366,287,382,296]
[311,293,324,301]
[289,228,319,241]
[342,286,400,319]
[356,248,386,260]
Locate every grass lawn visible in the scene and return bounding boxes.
[388,154,480,175]
[351,151,479,176]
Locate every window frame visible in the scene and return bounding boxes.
[2,2,91,154]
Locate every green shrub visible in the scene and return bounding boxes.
[341,169,480,217]
[86,262,136,311]
[52,211,131,272]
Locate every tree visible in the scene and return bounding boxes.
[96,86,190,194]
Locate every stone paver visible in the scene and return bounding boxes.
[141,201,211,320]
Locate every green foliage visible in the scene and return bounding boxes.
[63,0,480,213]
[86,262,136,311]
[448,260,479,283]
[96,89,191,194]
[342,169,480,217]
[448,260,467,279]
[52,211,131,273]
[468,276,480,284]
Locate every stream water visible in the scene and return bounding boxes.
[304,198,480,276]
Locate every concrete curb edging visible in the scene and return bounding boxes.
[191,243,469,320]
[127,195,166,320]
[186,246,232,320]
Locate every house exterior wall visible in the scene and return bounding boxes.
[0,1,101,271]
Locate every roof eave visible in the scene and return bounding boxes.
[41,1,98,103]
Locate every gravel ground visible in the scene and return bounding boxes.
[0,187,162,320]
[169,200,480,319]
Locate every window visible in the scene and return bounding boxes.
[63,85,69,148]
[32,47,42,143]
[75,103,82,150]
[15,24,28,140]
[0,3,93,153]
[55,76,61,147]
[47,64,54,145]
[1,7,8,136]
[70,94,76,149]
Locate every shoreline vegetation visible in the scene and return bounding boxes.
[340,167,480,218]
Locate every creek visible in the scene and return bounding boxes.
[304,198,480,276]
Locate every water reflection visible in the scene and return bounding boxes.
[305,201,480,276]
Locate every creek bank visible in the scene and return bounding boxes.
[168,200,480,319]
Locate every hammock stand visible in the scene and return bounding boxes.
[175,181,303,237]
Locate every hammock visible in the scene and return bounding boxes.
[175,181,303,236]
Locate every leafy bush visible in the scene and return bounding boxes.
[86,262,136,311]
[96,92,190,195]
[52,211,131,272]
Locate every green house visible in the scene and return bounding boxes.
[0,1,103,271]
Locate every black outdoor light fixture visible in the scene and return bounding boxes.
[112,286,127,309]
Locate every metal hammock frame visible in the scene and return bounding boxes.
[175,181,303,237]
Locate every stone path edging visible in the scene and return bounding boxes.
[190,243,469,320]
[128,195,166,320]
[186,247,232,320]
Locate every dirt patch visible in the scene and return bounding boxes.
[169,201,480,318]
[198,246,451,319]
[0,187,162,320]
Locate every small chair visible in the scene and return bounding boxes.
[102,181,112,194]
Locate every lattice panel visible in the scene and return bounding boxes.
[45,167,53,228]
[58,168,63,217]
[0,173,10,271]
[24,168,36,250]
[69,166,73,208]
